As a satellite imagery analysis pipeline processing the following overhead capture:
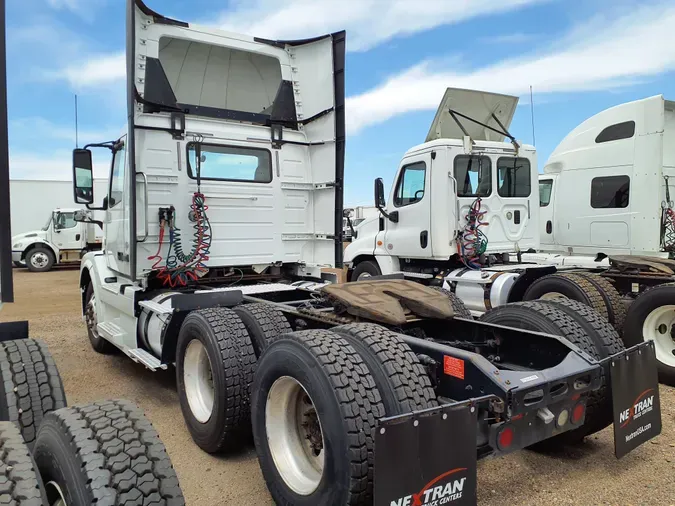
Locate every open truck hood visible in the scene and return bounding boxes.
[426,88,519,142]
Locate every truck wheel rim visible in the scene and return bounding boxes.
[184,339,215,423]
[643,305,675,367]
[85,294,99,339]
[357,272,372,281]
[540,292,565,301]
[46,481,67,506]
[266,376,324,495]
[30,252,49,269]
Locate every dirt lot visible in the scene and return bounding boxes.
[2,268,674,505]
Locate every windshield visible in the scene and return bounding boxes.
[41,214,52,231]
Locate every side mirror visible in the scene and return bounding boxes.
[374,178,386,209]
[73,149,94,205]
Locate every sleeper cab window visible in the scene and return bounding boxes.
[595,121,635,143]
[454,155,492,197]
[497,157,531,198]
[187,143,273,183]
[394,162,426,207]
[591,175,630,208]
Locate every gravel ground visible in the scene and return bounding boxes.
[1,268,674,505]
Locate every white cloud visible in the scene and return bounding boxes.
[10,149,111,180]
[54,51,126,89]
[10,117,122,145]
[346,2,675,133]
[480,32,537,44]
[45,0,105,21]
[214,0,549,52]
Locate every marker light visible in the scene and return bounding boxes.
[557,409,569,428]
[572,403,586,424]
[498,426,514,450]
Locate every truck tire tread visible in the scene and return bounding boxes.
[569,272,627,332]
[429,287,473,319]
[0,422,46,506]
[233,303,292,357]
[34,399,184,506]
[333,323,437,415]
[0,339,67,449]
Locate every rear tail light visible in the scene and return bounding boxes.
[572,402,586,424]
[497,426,514,450]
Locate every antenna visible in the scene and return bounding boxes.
[530,85,536,146]
[74,94,79,148]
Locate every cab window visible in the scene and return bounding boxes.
[109,138,127,208]
[394,162,426,207]
[539,179,553,207]
[498,157,531,197]
[455,156,492,197]
[54,212,77,230]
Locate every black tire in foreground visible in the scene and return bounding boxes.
[25,247,54,273]
[233,303,292,357]
[523,273,609,320]
[84,283,118,354]
[176,308,256,454]
[573,272,627,333]
[33,399,185,506]
[480,301,613,447]
[333,323,437,415]
[0,422,47,506]
[0,339,66,449]
[252,329,385,506]
[351,260,381,281]
[429,286,473,319]
[623,283,675,385]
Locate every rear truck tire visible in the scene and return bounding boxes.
[523,272,609,321]
[480,301,612,448]
[565,272,627,333]
[176,308,256,454]
[25,247,54,273]
[251,329,385,506]
[429,286,473,319]
[233,303,292,357]
[0,422,48,506]
[351,260,381,281]
[33,399,185,506]
[623,283,675,385]
[332,323,437,415]
[0,339,67,449]
[84,283,118,355]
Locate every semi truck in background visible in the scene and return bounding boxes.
[11,207,103,272]
[344,90,675,384]
[343,205,379,240]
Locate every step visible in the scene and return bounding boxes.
[127,348,167,371]
[138,300,174,315]
[399,271,435,279]
[96,321,124,340]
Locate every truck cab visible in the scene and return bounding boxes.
[345,88,538,279]
[11,209,102,272]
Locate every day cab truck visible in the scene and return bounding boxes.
[529,95,675,382]
[11,208,103,272]
[344,90,675,385]
[69,2,662,505]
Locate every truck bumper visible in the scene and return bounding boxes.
[11,251,23,263]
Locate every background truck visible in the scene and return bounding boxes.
[69,3,660,505]
[343,90,675,385]
[11,207,103,272]
[343,205,379,241]
[0,1,184,503]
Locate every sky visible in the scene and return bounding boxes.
[6,0,675,206]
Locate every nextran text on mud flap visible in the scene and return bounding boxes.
[390,477,466,506]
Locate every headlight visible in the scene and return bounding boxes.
[13,243,22,249]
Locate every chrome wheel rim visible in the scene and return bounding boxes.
[46,481,67,506]
[356,272,372,281]
[266,376,324,495]
[30,252,49,269]
[643,305,675,367]
[183,339,215,423]
[85,294,99,339]
[540,291,566,301]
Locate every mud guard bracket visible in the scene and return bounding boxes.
[609,341,662,458]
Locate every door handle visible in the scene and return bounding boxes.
[76,234,81,241]
[420,230,428,249]
[546,220,552,234]
[514,210,521,225]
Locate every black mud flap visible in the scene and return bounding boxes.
[0,320,29,342]
[610,341,662,458]
[375,401,479,506]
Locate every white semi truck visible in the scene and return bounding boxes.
[343,90,675,384]
[11,208,103,272]
[69,2,661,505]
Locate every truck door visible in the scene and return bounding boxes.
[383,153,432,258]
[539,177,555,246]
[105,137,130,276]
[52,212,83,251]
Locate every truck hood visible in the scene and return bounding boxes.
[426,88,519,143]
[12,231,46,245]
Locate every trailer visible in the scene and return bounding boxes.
[67,2,662,505]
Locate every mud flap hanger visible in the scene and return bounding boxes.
[599,340,662,458]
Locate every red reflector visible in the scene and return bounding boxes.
[571,394,581,401]
[498,426,514,450]
[572,403,585,424]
